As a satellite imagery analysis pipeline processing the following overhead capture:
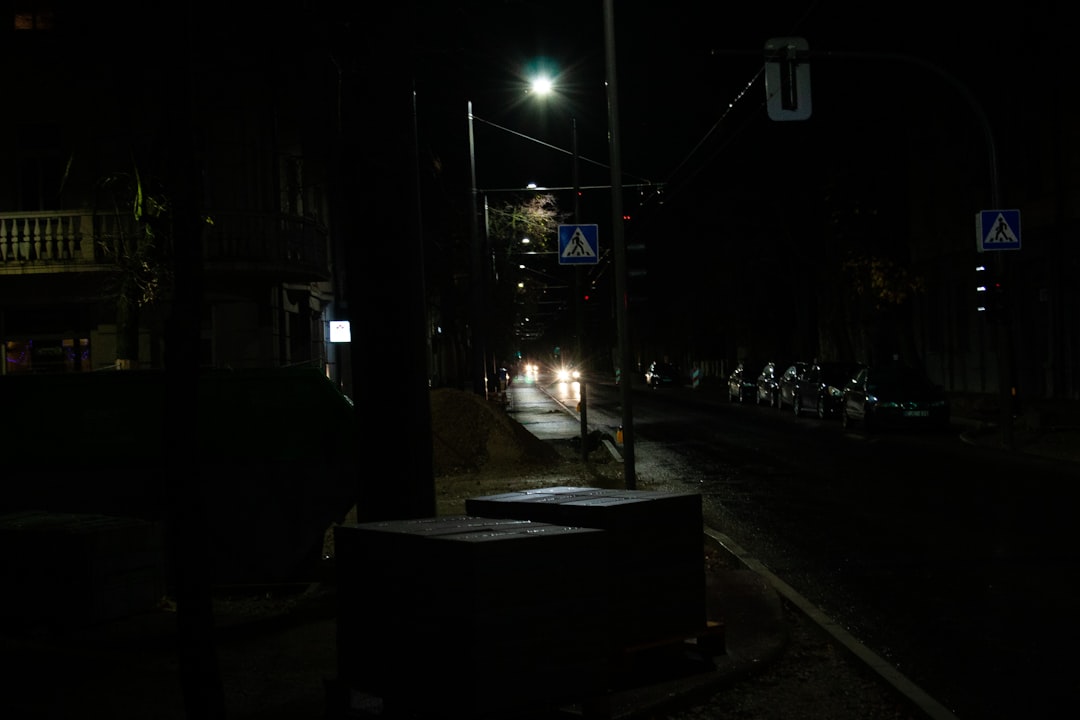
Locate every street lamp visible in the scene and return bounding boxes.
[529,76,590,460]
[470,64,633,481]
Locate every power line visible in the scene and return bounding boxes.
[471,114,655,186]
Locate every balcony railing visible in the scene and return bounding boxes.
[0,211,99,271]
[205,211,330,282]
[0,209,330,281]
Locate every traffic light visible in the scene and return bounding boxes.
[974,264,989,314]
[991,277,1006,315]
[623,212,648,308]
[975,263,1006,320]
[765,37,812,121]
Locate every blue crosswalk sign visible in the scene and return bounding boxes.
[558,224,599,265]
[977,209,1021,252]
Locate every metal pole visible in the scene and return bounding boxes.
[573,117,589,460]
[814,49,1012,449]
[603,0,634,488]
[467,100,486,397]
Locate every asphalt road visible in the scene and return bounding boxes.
[578,379,1080,720]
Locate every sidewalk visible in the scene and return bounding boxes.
[500,373,590,440]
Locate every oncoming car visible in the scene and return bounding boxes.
[555,366,581,383]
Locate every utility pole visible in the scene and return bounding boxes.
[816,49,1012,449]
[604,0,635,488]
[728,42,1015,449]
[468,101,487,398]
[573,117,589,461]
[343,7,435,519]
[162,4,224,716]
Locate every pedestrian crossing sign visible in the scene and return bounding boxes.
[558,224,599,265]
[976,209,1021,252]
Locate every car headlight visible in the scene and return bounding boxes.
[556,367,579,382]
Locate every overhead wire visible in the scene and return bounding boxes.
[655,67,767,208]
[648,0,820,211]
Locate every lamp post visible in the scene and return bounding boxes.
[530,76,589,459]
[467,100,487,397]
[571,117,590,460]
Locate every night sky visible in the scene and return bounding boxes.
[411,1,1042,187]
[365,0,1069,363]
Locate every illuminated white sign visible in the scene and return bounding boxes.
[329,321,351,343]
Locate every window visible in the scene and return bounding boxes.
[14,4,54,30]
[279,154,304,217]
[3,338,89,373]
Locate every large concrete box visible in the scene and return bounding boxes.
[0,511,164,629]
[334,515,609,717]
[465,487,706,648]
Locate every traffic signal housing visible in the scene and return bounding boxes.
[975,263,1006,320]
[765,37,812,121]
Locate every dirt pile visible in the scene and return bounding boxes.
[430,388,562,476]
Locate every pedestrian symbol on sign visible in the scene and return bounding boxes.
[558,224,599,265]
[990,216,1015,244]
[564,228,595,258]
[976,209,1021,252]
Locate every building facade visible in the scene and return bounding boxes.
[0,4,351,392]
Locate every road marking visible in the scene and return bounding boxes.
[703,526,960,720]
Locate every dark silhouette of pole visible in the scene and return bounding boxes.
[816,49,1012,450]
[161,3,224,715]
[573,117,589,460]
[468,101,487,397]
[343,14,435,520]
[604,0,635,488]
[404,88,436,516]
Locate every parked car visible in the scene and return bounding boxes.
[841,363,951,432]
[728,361,762,403]
[645,361,682,388]
[792,361,864,419]
[776,361,809,411]
[755,361,782,407]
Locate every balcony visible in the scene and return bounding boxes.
[0,211,103,275]
[0,209,331,282]
[205,211,331,283]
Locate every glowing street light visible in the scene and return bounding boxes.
[527,71,590,459]
[530,75,554,96]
